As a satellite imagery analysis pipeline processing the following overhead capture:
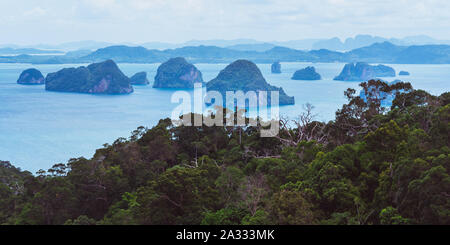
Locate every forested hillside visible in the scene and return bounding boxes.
[1,80,448,225]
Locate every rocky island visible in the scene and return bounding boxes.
[334,62,396,81]
[206,59,295,106]
[153,57,203,88]
[130,71,149,85]
[45,59,133,94]
[291,66,321,80]
[17,68,45,85]
[271,62,281,73]
[399,71,410,76]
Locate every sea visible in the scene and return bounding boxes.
[0,62,449,172]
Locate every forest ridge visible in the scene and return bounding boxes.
[0,80,449,225]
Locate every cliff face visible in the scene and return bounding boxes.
[17,68,45,85]
[45,60,133,94]
[153,57,203,88]
[130,72,149,85]
[271,62,281,73]
[334,62,396,81]
[206,59,294,106]
[291,66,321,80]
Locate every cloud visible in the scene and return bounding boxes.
[1,0,450,44]
[23,7,47,17]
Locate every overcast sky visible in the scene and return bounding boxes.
[1,0,450,45]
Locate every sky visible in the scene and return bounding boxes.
[1,0,450,45]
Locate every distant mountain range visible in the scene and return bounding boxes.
[0,47,63,55]
[3,35,450,53]
[226,43,276,52]
[2,41,450,64]
[311,34,450,51]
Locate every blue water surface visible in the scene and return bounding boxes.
[0,62,448,172]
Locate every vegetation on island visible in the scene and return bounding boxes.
[130,72,149,85]
[0,80,449,225]
[153,57,203,89]
[206,59,295,105]
[45,59,133,94]
[334,62,396,81]
[271,62,281,74]
[17,68,45,85]
[291,66,321,80]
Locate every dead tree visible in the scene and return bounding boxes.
[239,173,268,216]
[276,103,327,146]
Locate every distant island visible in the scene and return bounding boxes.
[271,62,281,73]
[153,57,203,89]
[399,71,410,76]
[3,42,450,64]
[206,59,295,106]
[45,60,133,94]
[17,68,45,85]
[291,66,321,80]
[0,47,63,55]
[130,72,149,85]
[334,62,396,81]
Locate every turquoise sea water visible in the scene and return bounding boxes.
[0,62,449,172]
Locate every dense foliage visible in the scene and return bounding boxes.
[1,80,448,225]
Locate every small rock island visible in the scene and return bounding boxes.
[17,68,45,85]
[271,62,281,74]
[334,62,396,81]
[399,71,410,76]
[45,59,133,94]
[153,57,203,88]
[130,71,149,85]
[291,66,321,80]
[206,59,295,106]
